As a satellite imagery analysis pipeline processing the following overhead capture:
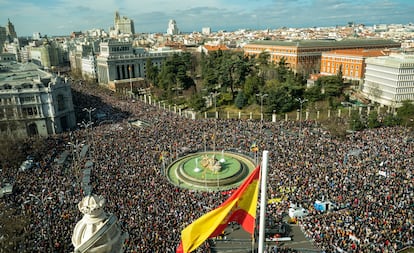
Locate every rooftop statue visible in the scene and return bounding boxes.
[72,195,128,253]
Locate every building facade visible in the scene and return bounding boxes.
[362,53,414,108]
[243,39,401,76]
[320,49,390,81]
[29,39,68,69]
[0,60,76,138]
[114,11,135,35]
[96,40,181,92]
[5,19,17,41]
[0,26,6,51]
[167,19,180,35]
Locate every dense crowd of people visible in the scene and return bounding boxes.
[1,82,413,253]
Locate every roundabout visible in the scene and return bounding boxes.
[166,151,256,191]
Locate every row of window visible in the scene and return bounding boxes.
[322,67,359,77]
[396,87,414,94]
[111,46,130,52]
[0,106,40,119]
[398,68,414,74]
[20,96,36,103]
[396,94,414,101]
[323,62,360,70]
[324,57,362,63]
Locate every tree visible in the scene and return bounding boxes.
[0,203,31,252]
[234,91,248,109]
[349,111,365,131]
[383,113,402,127]
[367,111,381,129]
[146,58,158,85]
[188,93,206,112]
[397,100,414,127]
[243,75,263,103]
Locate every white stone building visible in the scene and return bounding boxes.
[113,11,135,35]
[167,19,180,35]
[81,55,97,80]
[0,60,76,137]
[96,40,181,92]
[362,53,414,108]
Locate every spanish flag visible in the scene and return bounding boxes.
[176,165,261,253]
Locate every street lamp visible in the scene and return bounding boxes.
[256,93,268,145]
[256,93,268,121]
[210,92,219,152]
[82,107,96,123]
[296,98,308,138]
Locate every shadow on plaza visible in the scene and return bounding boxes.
[71,88,132,125]
[210,219,321,253]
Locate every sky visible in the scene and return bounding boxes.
[1,0,414,37]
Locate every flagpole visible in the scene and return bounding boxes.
[258,150,269,253]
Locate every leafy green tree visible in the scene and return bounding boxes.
[188,93,206,111]
[304,85,324,102]
[317,76,343,97]
[349,111,365,131]
[276,57,288,83]
[146,58,159,85]
[397,100,414,126]
[243,75,263,103]
[367,111,381,129]
[383,113,402,127]
[267,86,296,113]
[235,91,248,109]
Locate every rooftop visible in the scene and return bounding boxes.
[246,39,401,48]
[323,48,390,57]
[0,61,53,89]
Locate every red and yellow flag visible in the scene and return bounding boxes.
[176,165,261,253]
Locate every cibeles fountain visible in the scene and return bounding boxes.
[167,151,256,191]
[72,195,128,253]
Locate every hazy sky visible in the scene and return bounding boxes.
[1,0,413,36]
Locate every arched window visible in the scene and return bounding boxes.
[27,123,38,136]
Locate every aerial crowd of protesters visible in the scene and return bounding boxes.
[0,81,412,253]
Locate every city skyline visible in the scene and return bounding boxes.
[1,0,414,36]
